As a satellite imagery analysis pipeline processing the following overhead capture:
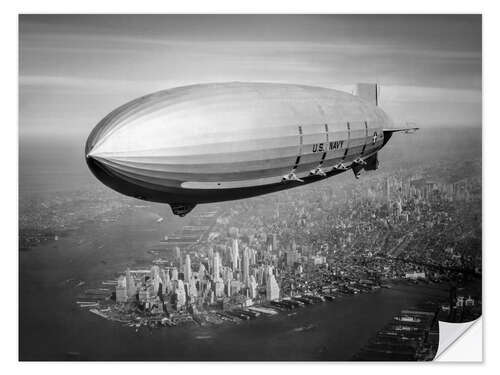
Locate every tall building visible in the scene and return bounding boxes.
[125,268,136,299]
[198,263,206,279]
[249,248,256,265]
[230,280,242,296]
[386,177,391,204]
[175,280,186,310]
[242,248,250,286]
[231,239,239,271]
[207,247,214,273]
[213,252,221,281]
[138,286,152,303]
[171,267,178,281]
[214,279,225,298]
[153,273,162,296]
[249,275,258,299]
[163,268,172,294]
[185,254,192,283]
[265,266,280,301]
[256,266,265,285]
[396,199,403,216]
[116,275,128,302]
[150,265,160,281]
[187,280,198,298]
[272,233,278,253]
[286,251,300,267]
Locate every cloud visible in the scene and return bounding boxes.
[18,15,482,134]
[381,85,481,104]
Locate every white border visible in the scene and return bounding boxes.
[3,1,494,373]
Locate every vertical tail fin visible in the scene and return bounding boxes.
[356,83,379,106]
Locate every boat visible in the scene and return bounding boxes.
[292,296,313,305]
[306,294,325,303]
[293,324,315,332]
[394,316,422,323]
[270,300,293,310]
[226,310,250,320]
[248,306,278,316]
[279,300,297,309]
[236,309,259,318]
[282,298,304,308]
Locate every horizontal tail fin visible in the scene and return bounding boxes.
[382,125,419,146]
[383,122,419,134]
[383,127,419,134]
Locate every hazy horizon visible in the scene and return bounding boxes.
[20,14,481,143]
[19,15,482,195]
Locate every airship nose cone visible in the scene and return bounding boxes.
[85,97,181,204]
[85,110,128,195]
[85,139,142,201]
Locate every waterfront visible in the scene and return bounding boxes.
[22,269,448,361]
[19,127,481,361]
[19,203,449,361]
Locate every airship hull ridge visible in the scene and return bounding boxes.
[86,82,393,212]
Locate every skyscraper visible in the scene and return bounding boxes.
[214,279,224,298]
[125,268,136,299]
[272,233,278,253]
[249,275,258,299]
[171,267,178,281]
[242,247,250,287]
[175,280,186,310]
[163,268,172,294]
[250,248,256,265]
[231,238,239,271]
[185,254,192,283]
[116,275,128,303]
[153,273,162,295]
[150,265,160,281]
[213,252,221,281]
[198,263,206,279]
[386,177,391,204]
[265,266,280,301]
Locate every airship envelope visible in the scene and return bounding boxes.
[86,82,415,216]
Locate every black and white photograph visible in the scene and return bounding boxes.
[18,14,482,361]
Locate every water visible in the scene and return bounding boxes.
[20,128,472,360]
[19,207,447,361]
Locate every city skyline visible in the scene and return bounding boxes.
[19,14,482,361]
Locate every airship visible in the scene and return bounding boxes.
[86,82,416,216]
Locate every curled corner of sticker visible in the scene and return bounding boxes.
[434,317,482,361]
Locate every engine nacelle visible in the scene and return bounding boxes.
[363,153,379,171]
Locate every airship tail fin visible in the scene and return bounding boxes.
[170,203,197,217]
[356,83,379,106]
[383,125,419,134]
[382,124,419,146]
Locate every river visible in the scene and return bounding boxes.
[19,205,448,361]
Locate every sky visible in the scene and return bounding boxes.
[19,14,482,141]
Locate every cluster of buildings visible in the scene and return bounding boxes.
[112,158,481,321]
[115,238,281,312]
